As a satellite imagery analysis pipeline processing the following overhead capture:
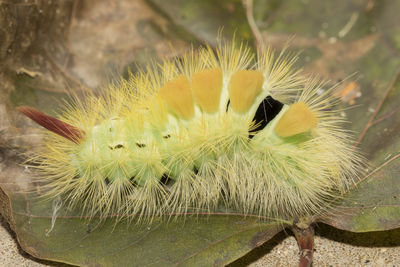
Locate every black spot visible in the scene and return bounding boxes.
[226,100,230,112]
[160,173,171,185]
[136,143,146,148]
[109,144,124,150]
[249,96,283,138]
[163,134,171,139]
[104,177,110,185]
[129,177,138,186]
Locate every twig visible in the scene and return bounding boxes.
[353,67,400,147]
[370,103,400,127]
[242,0,263,48]
[292,223,314,267]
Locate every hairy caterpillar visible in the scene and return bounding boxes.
[18,40,364,222]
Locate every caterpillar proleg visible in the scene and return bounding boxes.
[19,40,364,222]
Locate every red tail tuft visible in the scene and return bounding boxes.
[18,106,85,144]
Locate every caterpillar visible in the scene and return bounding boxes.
[18,40,364,222]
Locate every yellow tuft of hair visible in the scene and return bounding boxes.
[228,70,264,113]
[157,75,194,120]
[191,68,223,113]
[274,102,318,137]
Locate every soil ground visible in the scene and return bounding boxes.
[0,215,399,266]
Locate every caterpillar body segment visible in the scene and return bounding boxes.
[21,41,364,222]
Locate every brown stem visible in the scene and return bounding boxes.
[242,0,264,48]
[292,223,314,267]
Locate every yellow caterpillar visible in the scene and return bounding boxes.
[19,40,364,222]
